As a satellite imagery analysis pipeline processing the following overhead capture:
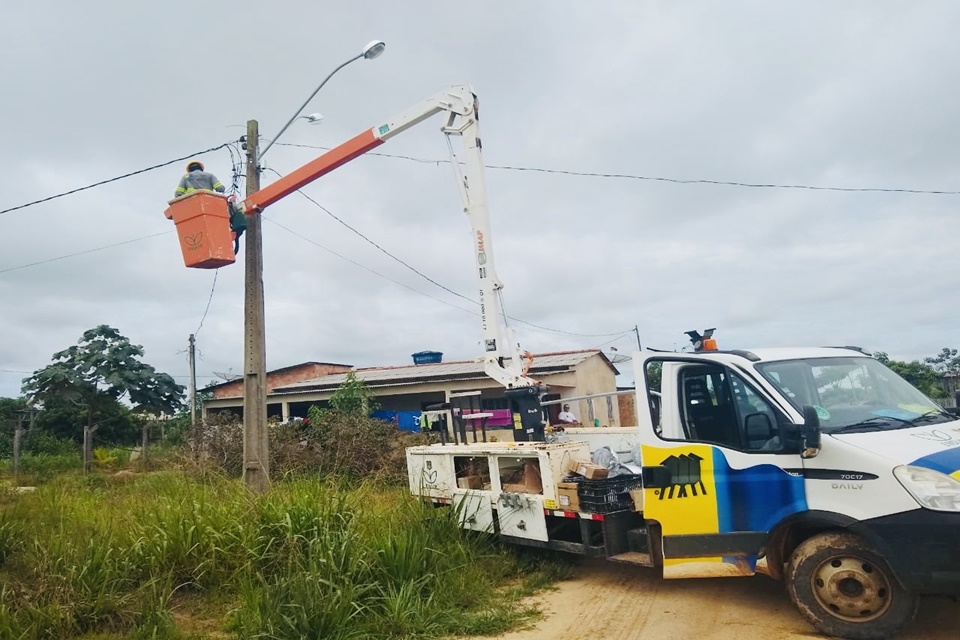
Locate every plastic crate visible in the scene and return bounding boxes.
[575,475,643,514]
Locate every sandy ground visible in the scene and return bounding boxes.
[466,558,959,640]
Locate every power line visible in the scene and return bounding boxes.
[270,216,627,340]
[275,142,960,196]
[194,269,219,337]
[0,142,236,216]
[264,217,477,315]
[265,168,629,338]
[0,231,172,274]
[267,168,473,305]
[594,332,635,349]
[264,180,626,338]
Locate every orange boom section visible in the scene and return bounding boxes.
[164,191,235,269]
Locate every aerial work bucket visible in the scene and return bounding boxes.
[163,191,235,269]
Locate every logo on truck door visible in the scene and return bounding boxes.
[657,453,707,500]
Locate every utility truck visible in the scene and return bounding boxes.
[408,346,960,640]
[165,85,960,640]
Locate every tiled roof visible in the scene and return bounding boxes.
[271,350,613,394]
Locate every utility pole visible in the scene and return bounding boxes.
[83,406,98,475]
[634,325,642,351]
[243,119,270,493]
[12,412,25,479]
[141,419,149,471]
[188,333,198,452]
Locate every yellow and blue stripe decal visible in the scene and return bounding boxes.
[642,445,807,574]
[910,446,960,481]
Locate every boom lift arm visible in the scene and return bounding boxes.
[240,85,543,403]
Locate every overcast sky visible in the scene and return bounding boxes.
[1,1,958,399]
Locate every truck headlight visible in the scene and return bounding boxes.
[893,465,960,512]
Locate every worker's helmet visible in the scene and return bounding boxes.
[187,161,204,172]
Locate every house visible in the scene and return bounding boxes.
[201,349,629,428]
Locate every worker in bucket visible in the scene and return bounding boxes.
[173,161,246,253]
[174,161,226,197]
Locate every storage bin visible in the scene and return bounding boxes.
[575,475,643,514]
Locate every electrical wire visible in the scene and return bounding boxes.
[266,168,474,305]
[267,217,630,340]
[265,168,630,338]
[0,368,220,379]
[274,142,960,196]
[193,270,219,337]
[0,231,172,274]
[263,217,478,315]
[0,142,236,216]
[594,332,635,349]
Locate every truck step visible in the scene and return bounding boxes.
[627,527,650,554]
[609,551,654,567]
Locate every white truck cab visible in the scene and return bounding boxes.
[408,346,960,640]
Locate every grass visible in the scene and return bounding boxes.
[0,470,570,639]
[0,451,82,486]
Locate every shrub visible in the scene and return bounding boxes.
[0,472,564,638]
[186,410,435,484]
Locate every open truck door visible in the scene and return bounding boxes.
[635,352,809,578]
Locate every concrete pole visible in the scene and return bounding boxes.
[12,413,24,478]
[189,333,199,454]
[243,119,270,493]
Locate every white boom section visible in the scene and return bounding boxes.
[246,85,538,389]
[373,86,538,388]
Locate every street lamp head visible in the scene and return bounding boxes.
[362,40,386,60]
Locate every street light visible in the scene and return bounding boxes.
[241,40,385,493]
[259,40,386,159]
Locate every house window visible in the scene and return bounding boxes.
[480,397,509,411]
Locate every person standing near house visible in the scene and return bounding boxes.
[558,404,579,425]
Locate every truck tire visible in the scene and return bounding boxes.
[786,532,918,640]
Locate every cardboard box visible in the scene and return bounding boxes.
[503,483,529,493]
[567,459,609,480]
[557,481,580,512]
[457,475,483,490]
[629,488,644,511]
[523,460,543,493]
[563,458,588,475]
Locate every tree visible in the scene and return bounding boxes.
[328,372,379,415]
[925,348,960,375]
[873,352,945,399]
[21,325,185,444]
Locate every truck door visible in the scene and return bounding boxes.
[637,355,808,578]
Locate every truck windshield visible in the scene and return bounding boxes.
[755,356,950,432]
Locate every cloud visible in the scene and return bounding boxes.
[1,1,958,399]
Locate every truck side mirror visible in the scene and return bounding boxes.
[801,405,822,459]
[744,413,775,449]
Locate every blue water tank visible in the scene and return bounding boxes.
[412,351,443,365]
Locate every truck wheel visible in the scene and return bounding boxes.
[786,532,918,640]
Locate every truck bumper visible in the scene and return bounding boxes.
[852,509,960,595]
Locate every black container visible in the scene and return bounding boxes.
[575,475,643,514]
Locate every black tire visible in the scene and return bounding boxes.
[786,532,918,640]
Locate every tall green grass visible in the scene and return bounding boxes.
[0,471,569,639]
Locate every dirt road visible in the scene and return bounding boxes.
[471,558,958,640]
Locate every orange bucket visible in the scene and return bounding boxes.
[164,192,236,269]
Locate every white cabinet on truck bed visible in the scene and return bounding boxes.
[406,441,591,540]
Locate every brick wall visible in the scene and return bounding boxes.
[617,390,637,427]
[210,363,353,399]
